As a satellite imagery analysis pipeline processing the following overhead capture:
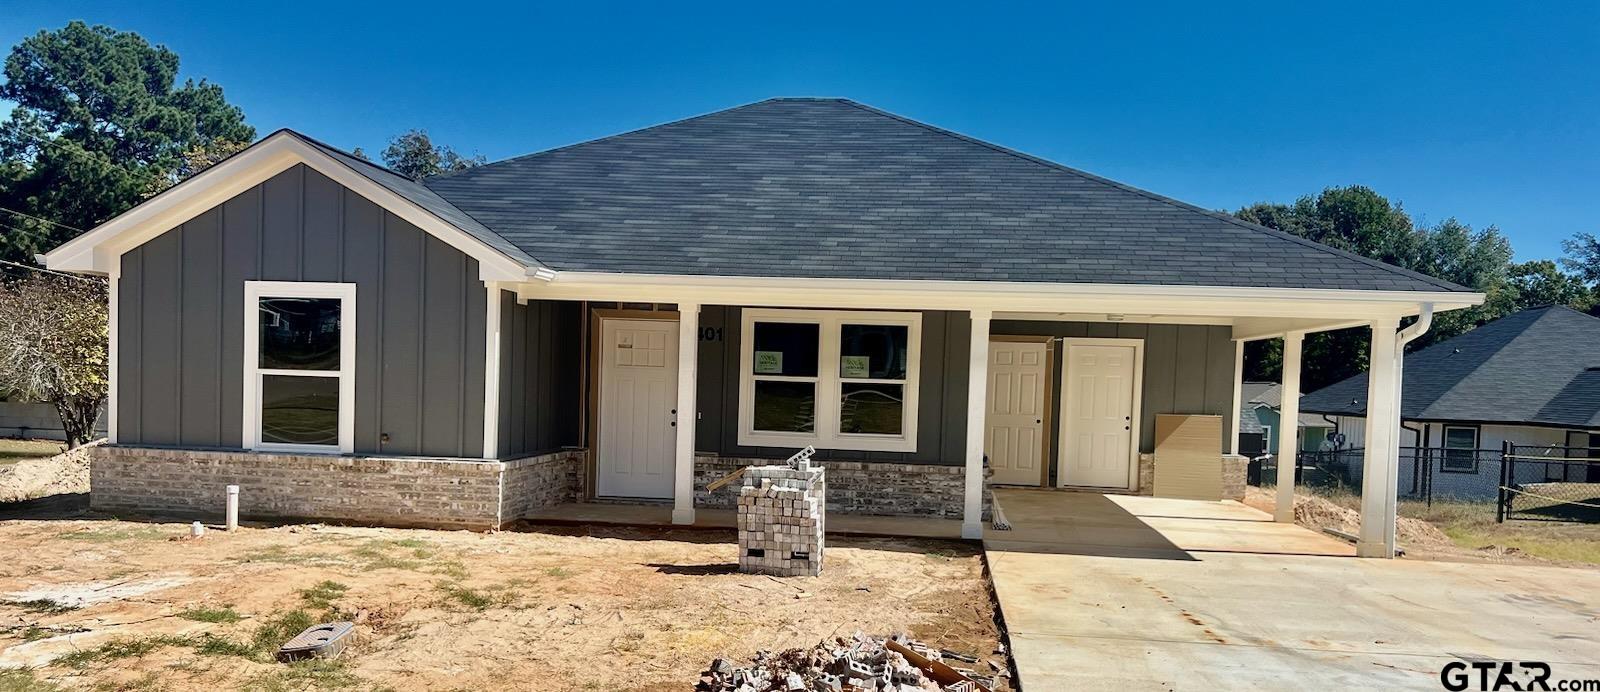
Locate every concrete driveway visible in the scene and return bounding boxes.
[985,489,1600,690]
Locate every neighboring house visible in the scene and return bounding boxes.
[1300,306,1600,500]
[0,396,107,442]
[1236,381,1335,458]
[43,98,1481,555]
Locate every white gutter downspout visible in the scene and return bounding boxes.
[1383,303,1433,554]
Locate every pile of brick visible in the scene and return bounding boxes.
[737,458,826,577]
[695,633,995,692]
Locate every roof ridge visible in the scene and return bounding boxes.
[834,100,1469,293]
[424,98,793,183]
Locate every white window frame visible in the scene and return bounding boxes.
[243,281,356,454]
[1440,425,1479,473]
[738,309,921,453]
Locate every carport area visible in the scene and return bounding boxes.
[985,488,1600,690]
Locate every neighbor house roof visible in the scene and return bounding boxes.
[1300,306,1600,429]
[1238,381,1337,435]
[410,98,1471,292]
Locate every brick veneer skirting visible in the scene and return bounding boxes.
[694,455,988,520]
[90,446,583,530]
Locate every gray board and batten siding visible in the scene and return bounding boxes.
[117,163,488,458]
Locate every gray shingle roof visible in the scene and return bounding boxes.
[1300,306,1600,429]
[414,98,1469,292]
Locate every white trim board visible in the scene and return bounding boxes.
[1056,337,1146,491]
[243,281,357,454]
[522,274,1478,321]
[43,131,529,282]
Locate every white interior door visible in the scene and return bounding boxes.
[1060,341,1139,489]
[597,318,678,499]
[986,340,1047,486]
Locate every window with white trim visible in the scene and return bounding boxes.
[1440,425,1479,473]
[739,309,920,453]
[244,282,355,453]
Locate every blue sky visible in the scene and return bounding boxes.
[3,1,1596,260]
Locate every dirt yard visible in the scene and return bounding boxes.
[0,516,1007,691]
[1245,485,1600,568]
[0,439,80,504]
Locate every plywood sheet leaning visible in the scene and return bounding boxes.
[1153,414,1224,501]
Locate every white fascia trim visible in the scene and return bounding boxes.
[43,131,528,282]
[527,272,1483,319]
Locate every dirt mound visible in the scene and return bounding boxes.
[1245,486,1453,548]
[0,443,92,503]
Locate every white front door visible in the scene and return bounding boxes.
[986,340,1047,486]
[597,318,678,499]
[1060,341,1140,489]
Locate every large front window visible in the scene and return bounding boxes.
[739,309,920,452]
[244,282,355,453]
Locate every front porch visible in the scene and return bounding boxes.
[499,278,1446,557]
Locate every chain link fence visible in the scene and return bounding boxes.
[1251,444,1600,525]
[1499,444,1600,523]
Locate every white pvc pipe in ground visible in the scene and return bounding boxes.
[226,485,239,531]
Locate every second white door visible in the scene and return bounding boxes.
[986,340,1047,485]
[597,318,678,499]
[1060,341,1139,489]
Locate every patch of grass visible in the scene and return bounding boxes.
[347,543,423,571]
[90,672,165,692]
[426,558,470,580]
[542,567,572,579]
[53,635,194,669]
[4,599,77,615]
[0,667,63,692]
[923,550,954,561]
[192,633,256,658]
[241,658,363,691]
[237,544,343,568]
[55,525,167,543]
[248,610,316,660]
[436,582,517,612]
[298,581,348,610]
[177,605,242,624]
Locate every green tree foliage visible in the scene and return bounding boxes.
[0,272,108,447]
[1232,186,1583,390]
[1562,233,1600,309]
[0,21,254,263]
[380,129,483,179]
[1508,259,1594,313]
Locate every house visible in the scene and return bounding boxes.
[1236,381,1336,458]
[1300,306,1600,500]
[42,98,1483,557]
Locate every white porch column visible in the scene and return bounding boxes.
[481,282,502,460]
[107,266,119,444]
[1358,317,1401,557]
[672,302,700,525]
[1274,330,1306,523]
[962,309,992,540]
[1229,339,1244,456]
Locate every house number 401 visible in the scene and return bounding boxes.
[699,327,723,342]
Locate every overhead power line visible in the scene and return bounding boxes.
[0,206,88,234]
[0,258,104,284]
